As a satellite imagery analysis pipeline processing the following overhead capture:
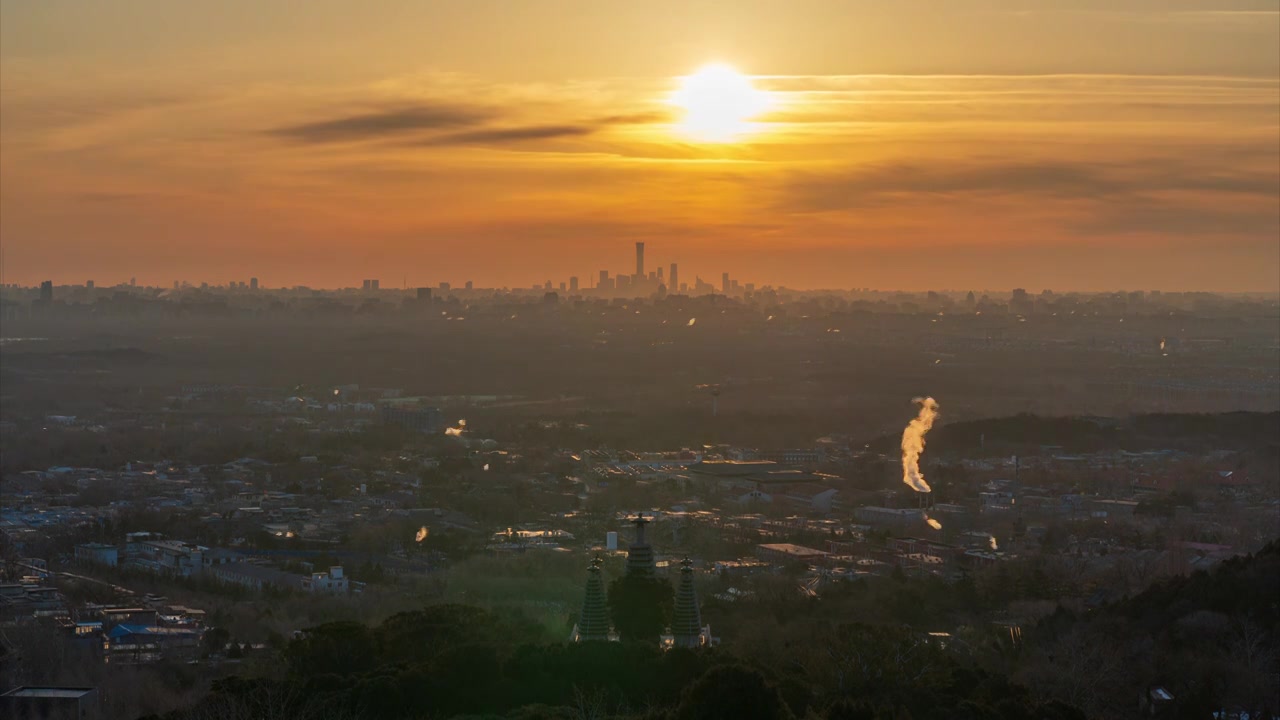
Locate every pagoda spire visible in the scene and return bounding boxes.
[624,513,655,579]
[572,555,610,642]
[671,557,706,648]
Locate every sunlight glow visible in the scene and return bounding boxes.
[670,63,772,142]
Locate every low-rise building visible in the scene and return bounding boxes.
[74,542,119,567]
[1,687,98,720]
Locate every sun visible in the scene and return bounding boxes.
[670,63,771,143]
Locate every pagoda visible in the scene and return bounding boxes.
[624,514,656,578]
[665,557,715,649]
[569,556,613,642]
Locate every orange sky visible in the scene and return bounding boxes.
[2,1,1278,291]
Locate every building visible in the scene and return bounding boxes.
[416,287,433,302]
[721,273,730,294]
[104,624,202,664]
[756,543,829,565]
[854,506,925,527]
[569,276,579,293]
[669,263,678,293]
[625,515,656,578]
[125,539,204,577]
[1,687,98,720]
[249,277,258,290]
[74,543,119,567]
[381,404,443,433]
[300,566,348,593]
[665,558,714,649]
[206,562,298,592]
[570,556,613,642]
[635,242,645,277]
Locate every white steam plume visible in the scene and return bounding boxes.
[901,396,939,493]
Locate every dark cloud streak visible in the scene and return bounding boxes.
[420,124,595,146]
[269,105,493,143]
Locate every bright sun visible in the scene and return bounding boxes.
[670,63,771,142]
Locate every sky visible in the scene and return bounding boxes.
[2,0,1278,291]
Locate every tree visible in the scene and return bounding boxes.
[607,575,674,642]
[676,665,793,720]
[202,627,231,658]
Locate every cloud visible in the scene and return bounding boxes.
[780,157,1280,213]
[421,124,596,146]
[268,104,493,143]
[418,112,667,147]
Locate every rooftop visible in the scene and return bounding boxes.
[2,687,95,699]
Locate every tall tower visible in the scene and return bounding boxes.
[635,242,645,278]
[671,558,707,648]
[571,556,611,642]
[625,515,655,578]
[669,264,678,294]
[721,272,730,294]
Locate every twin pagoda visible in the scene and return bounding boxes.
[570,514,714,648]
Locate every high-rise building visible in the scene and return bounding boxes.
[416,287,433,302]
[669,264,678,293]
[657,267,664,281]
[173,281,180,290]
[559,281,567,291]
[362,279,372,291]
[370,279,380,291]
[465,280,473,290]
[85,280,94,289]
[635,242,645,277]
[599,270,609,287]
[250,277,258,290]
[39,280,53,304]
[569,276,579,292]
[722,272,730,294]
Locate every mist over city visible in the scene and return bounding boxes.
[2,2,1279,720]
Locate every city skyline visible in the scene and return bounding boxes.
[2,1,1278,292]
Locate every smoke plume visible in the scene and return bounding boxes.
[444,419,467,436]
[901,396,939,493]
[925,514,942,530]
[415,526,428,542]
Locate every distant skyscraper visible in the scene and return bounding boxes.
[85,280,94,289]
[250,277,258,290]
[465,280,473,290]
[130,277,136,287]
[599,270,609,286]
[416,287,433,301]
[39,280,53,303]
[362,279,372,291]
[569,276,579,292]
[722,272,730,294]
[370,279,380,291]
[669,264,678,293]
[635,242,645,277]
[657,267,664,281]
[174,280,180,290]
